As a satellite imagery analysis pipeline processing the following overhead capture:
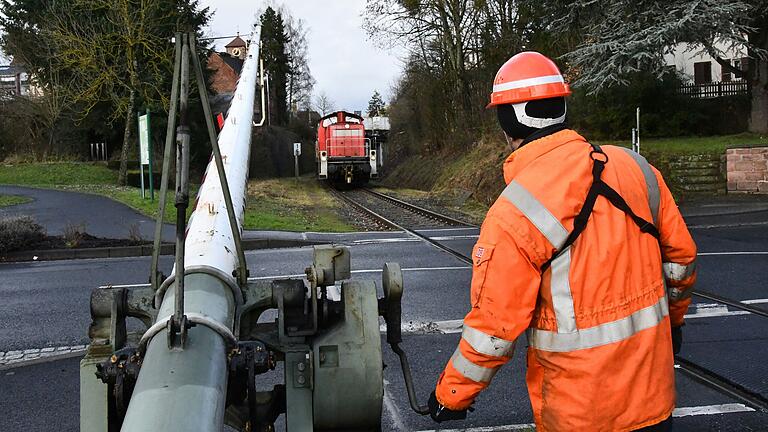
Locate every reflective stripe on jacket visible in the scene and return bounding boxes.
[435,129,697,431]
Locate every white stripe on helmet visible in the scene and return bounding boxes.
[492,74,564,93]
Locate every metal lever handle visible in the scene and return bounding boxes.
[381,262,429,415]
[390,342,429,415]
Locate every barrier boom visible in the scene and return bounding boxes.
[119,25,261,431]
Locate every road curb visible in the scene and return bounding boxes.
[1,239,325,263]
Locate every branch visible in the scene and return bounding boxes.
[703,42,743,76]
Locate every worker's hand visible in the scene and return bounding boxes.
[671,325,683,354]
[428,391,468,423]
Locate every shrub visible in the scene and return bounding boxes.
[568,71,750,140]
[0,216,46,254]
[63,223,86,248]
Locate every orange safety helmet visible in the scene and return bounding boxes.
[487,52,571,108]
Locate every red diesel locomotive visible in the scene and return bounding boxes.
[316,111,379,184]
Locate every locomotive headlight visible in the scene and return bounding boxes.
[370,150,377,161]
[320,151,327,161]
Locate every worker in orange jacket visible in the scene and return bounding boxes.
[428,52,697,431]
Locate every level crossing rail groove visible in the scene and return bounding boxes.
[329,186,768,414]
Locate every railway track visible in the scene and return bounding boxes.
[329,187,476,230]
[329,185,768,414]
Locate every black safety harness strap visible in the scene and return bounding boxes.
[542,144,659,271]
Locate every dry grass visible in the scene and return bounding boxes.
[244,177,357,232]
[63,223,86,248]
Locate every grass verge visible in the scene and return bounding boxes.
[0,194,33,208]
[0,162,117,185]
[596,132,768,154]
[1,162,356,232]
[245,177,357,232]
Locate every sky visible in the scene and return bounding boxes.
[198,0,405,112]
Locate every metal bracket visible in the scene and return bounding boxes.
[89,285,157,351]
[307,245,351,286]
[95,347,142,431]
[138,312,238,354]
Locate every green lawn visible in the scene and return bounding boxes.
[0,162,356,232]
[0,162,117,185]
[597,133,768,155]
[0,194,33,208]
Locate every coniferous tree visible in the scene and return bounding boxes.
[367,91,387,116]
[532,0,768,133]
[260,7,290,126]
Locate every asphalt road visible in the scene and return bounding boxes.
[0,185,175,242]
[1,207,768,430]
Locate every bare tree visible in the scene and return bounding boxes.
[285,14,316,112]
[36,69,72,159]
[364,0,481,113]
[313,91,335,116]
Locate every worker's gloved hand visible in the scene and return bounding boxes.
[428,391,468,423]
[671,325,683,354]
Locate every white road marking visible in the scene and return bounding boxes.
[743,298,768,304]
[247,266,471,281]
[382,379,408,431]
[352,235,478,245]
[412,404,755,432]
[689,221,768,229]
[416,424,535,432]
[684,299,768,319]
[685,304,751,319]
[698,251,768,256]
[431,235,480,240]
[392,297,768,335]
[353,238,421,245]
[416,227,480,233]
[673,403,755,417]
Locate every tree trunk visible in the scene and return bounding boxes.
[118,89,136,185]
[47,124,56,159]
[748,57,768,134]
[748,24,768,134]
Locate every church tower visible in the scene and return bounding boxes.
[225,34,247,60]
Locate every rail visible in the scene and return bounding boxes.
[362,188,477,228]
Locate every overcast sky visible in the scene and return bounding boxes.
[199,0,405,112]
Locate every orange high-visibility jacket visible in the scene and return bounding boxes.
[435,129,697,431]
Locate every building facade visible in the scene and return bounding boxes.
[0,64,31,98]
[664,41,748,85]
